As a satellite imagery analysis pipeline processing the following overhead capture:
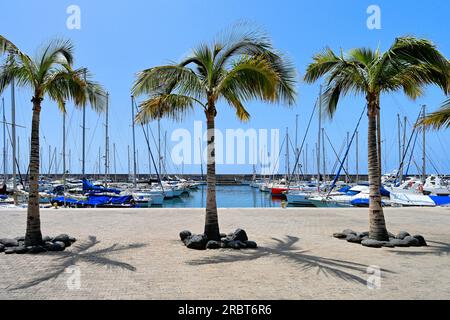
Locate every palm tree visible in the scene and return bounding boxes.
[0,35,106,246]
[132,29,296,241]
[418,101,450,129]
[304,37,449,241]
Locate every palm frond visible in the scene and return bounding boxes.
[135,93,199,123]
[378,36,450,94]
[45,67,106,112]
[133,25,297,124]
[217,55,279,103]
[132,65,205,101]
[321,69,366,117]
[0,35,19,55]
[221,89,251,122]
[347,47,378,68]
[0,59,36,95]
[304,48,341,83]
[417,101,450,130]
[36,39,75,85]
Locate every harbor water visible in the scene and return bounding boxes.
[163,185,305,208]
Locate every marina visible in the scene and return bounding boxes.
[1,0,450,305]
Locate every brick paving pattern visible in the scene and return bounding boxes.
[0,207,449,299]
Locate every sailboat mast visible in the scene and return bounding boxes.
[63,103,66,205]
[295,114,299,177]
[82,71,87,177]
[48,145,51,176]
[305,143,308,178]
[356,131,359,183]
[113,143,116,182]
[346,131,349,183]
[127,145,130,180]
[422,105,426,183]
[402,116,407,181]
[131,95,137,187]
[158,118,161,175]
[147,124,151,178]
[2,97,6,183]
[317,86,322,191]
[397,114,401,178]
[11,80,17,194]
[322,128,326,182]
[63,104,66,177]
[68,148,71,175]
[164,130,167,176]
[285,127,289,181]
[137,149,140,177]
[54,147,57,175]
[104,92,109,185]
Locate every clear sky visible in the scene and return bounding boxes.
[0,0,449,175]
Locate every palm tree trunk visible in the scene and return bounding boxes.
[25,97,43,246]
[204,105,220,241]
[376,100,382,186]
[367,95,389,241]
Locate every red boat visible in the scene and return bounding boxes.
[271,187,288,195]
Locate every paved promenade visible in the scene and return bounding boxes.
[1,207,449,299]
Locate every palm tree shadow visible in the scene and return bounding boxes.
[187,236,394,285]
[9,236,146,291]
[390,240,450,256]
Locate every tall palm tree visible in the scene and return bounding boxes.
[132,29,296,241]
[305,37,449,241]
[418,101,450,129]
[0,35,106,246]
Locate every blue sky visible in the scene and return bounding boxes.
[0,0,449,175]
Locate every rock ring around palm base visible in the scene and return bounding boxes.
[0,235,77,254]
[334,229,427,248]
[180,229,257,250]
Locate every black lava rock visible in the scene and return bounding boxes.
[179,230,192,242]
[381,242,396,248]
[69,236,77,243]
[28,246,47,254]
[206,240,221,250]
[357,232,370,238]
[235,240,247,249]
[227,241,241,250]
[42,236,52,242]
[245,241,258,249]
[13,246,28,254]
[0,244,4,252]
[185,234,207,250]
[333,233,347,239]
[346,234,363,243]
[390,238,410,247]
[53,234,72,247]
[0,238,19,247]
[396,231,410,240]
[219,233,227,238]
[45,241,66,252]
[342,229,357,236]
[404,236,420,247]
[361,239,384,248]
[413,235,427,246]
[14,236,25,241]
[4,248,15,254]
[230,229,248,242]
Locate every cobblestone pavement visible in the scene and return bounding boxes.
[0,207,449,299]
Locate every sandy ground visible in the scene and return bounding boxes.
[0,207,449,300]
